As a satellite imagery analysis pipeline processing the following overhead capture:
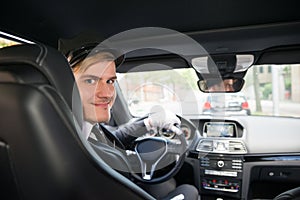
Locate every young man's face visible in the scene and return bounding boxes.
[74,61,117,124]
[208,79,234,92]
[222,79,234,92]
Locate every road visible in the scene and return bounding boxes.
[129,99,300,118]
[248,100,300,117]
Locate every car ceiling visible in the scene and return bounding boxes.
[1,0,300,56]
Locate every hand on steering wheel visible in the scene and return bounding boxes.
[144,105,182,135]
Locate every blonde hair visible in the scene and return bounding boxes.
[72,51,116,73]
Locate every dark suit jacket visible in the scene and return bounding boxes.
[100,119,148,149]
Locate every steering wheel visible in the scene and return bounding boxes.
[273,186,300,200]
[130,130,187,184]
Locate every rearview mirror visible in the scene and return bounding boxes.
[198,78,245,93]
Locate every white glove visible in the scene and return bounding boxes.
[144,105,182,135]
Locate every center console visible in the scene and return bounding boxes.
[199,154,244,199]
[189,120,247,199]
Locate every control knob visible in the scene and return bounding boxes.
[217,160,224,168]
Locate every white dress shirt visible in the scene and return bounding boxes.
[82,121,97,140]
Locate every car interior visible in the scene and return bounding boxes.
[1,1,300,200]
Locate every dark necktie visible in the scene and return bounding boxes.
[88,124,108,144]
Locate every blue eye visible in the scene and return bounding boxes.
[84,79,96,84]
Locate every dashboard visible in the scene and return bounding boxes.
[138,113,300,199]
[181,115,300,200]
[131,114,300,199]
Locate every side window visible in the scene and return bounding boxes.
[0,37,20,48]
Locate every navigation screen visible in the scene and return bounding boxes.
[205,122,235,137]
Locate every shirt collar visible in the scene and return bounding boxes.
[82,121,95,140]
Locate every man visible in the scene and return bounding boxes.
[207,78,235,92]
[66,43,199,200]
[67,44,180,145]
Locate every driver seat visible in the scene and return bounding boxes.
[0,43,154,200]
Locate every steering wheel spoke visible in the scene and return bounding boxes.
[132,131,187,183]
[167,139,184,154]
[141,162,158,180]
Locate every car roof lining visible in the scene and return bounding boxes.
[1,1,300,54]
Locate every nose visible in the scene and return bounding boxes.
[225,85,234,92]
[95,81,114,98]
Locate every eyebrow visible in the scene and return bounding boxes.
[80,74,117,80]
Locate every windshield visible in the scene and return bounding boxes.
[117,68,201,117]
[117,64,300,118]
[241,64,300,118]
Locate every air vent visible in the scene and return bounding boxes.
[197,139,247,154]
[196,140,213,152]
[229,141,247,154]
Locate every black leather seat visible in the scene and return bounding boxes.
[0,44,154,200]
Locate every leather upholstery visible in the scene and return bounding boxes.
[0,44,154,200]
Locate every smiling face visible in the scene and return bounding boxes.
[73,53,117,124]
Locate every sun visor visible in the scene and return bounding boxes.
[257,45,300,64]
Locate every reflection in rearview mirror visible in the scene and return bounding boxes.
[198,78,245,93]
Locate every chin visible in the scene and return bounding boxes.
[96,115,110,124]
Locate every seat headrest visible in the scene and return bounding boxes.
[0,44,76,109]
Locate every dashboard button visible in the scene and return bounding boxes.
[217,160,225,168]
